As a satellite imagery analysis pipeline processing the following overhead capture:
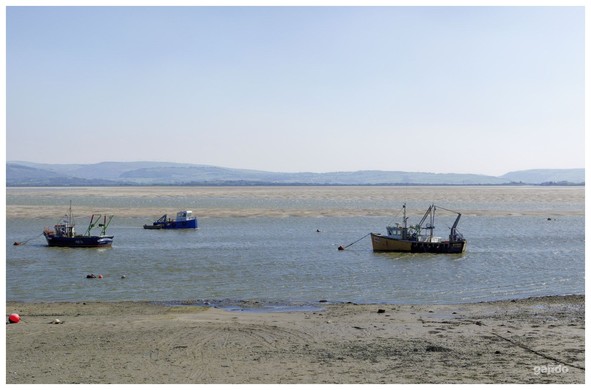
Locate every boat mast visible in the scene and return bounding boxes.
[435,205,463,242]
[66,200,76,238]
[418,205,435,229]
[398,203,409,240]
[402,203,407,229]
[450,212,462,242]
[430,205,435,240]
[100,215,113,236]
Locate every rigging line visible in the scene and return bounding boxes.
[386,206,403,227]
[491,332,584,371]
[435,205,461,215]
[338,233,371,251]
[13,232,44,246]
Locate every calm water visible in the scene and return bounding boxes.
[5,186,585,306]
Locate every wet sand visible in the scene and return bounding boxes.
[5,295,584,384]
[5,186,585,218]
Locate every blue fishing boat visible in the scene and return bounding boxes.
[144,210,198,229]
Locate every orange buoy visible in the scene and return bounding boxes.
[98,274,103,279]
[8,313,20,324]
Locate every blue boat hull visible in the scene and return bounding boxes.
[144,218,198,230]
[44,233,114,247]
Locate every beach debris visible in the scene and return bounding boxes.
[425,345,450,353]
[377,309,386,314]
[50,319,63,325]
[8,313,21,324]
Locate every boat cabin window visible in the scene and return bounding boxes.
[176,210,193,220]
[386,226,403,239]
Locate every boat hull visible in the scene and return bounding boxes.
[370,233,466,254]
[143,219,197,230]
[44,233,114,248]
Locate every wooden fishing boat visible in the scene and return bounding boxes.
[43,202,114,248]
[143,210,198,229]
[370,204,466,253]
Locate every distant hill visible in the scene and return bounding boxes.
[500,169,585,185]
[6,163,117,186]
[5,161,585,186]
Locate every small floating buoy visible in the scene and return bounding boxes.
[86,274,97,279]
[338,245,344,251]
[97,274,103,279]
[13,242,22,246]
[8,313,21,324]
[316,229,321,233]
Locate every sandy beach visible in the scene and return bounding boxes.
[5,295,584,384]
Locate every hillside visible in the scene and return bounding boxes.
[500,169,585,184]
[5,161,585,186]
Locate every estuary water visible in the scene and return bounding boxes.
[5,186,585,306]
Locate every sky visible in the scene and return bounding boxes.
[4,3,586,176]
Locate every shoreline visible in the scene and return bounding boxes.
[6,294,584,384]
[5,293,586,312]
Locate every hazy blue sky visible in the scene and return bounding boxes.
[6,5,585,175]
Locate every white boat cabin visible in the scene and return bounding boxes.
[386,224,442,243]
[176,210,194,221]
